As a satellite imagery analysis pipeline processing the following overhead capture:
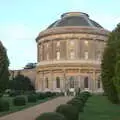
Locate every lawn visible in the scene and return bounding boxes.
[0,95,56,117]
[80,95,120,120]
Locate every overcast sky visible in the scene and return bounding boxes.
[0,0,120,70]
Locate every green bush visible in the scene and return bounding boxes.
[9,90,21,97]
[28,94,37,103]
[36,112,66,120]
[56,104,79,120]
[67,99,84,112]
[37,92,46,100]
[0,99,10,112]
[13,96,26,106]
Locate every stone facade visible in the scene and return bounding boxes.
[36,12,109,93]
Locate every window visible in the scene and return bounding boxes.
[70,40,74,46]
[56,51,60,60]
[84,77,88,88]
[98,80,100,88]
[57,41,60,47]
[96,51,101,60]
[45,77,48,88]
[46,53,49,60]
[70,51,75,59]
[84,40,88,45]
[84,51,88,60]
[69,76,74,88]
[56,77,60,88]
[46,43,49,48]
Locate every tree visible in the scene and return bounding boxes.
[8,74,35,92]
[101,23,120,103]
[0,41,9,96]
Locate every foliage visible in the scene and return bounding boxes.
[80,95,120,120]
[8,74,35,92]
[36,112,66,120]
[13,96,26,106]
[27,94,37,103]
[0,41,9,96]
[0,99,9,112]
[101,23,120,103]
[56,104,79,120]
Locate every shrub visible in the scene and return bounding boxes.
[56,104,79,120]
[9,90,21,97]
[37,92,46,100]
[13,96,26,106]
[45,92,53,97]
[67,99,84,112]
[28,94,37,103]
[36,112,66,120]
[0,99,10,112]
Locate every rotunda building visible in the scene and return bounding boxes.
[35,12,109,93]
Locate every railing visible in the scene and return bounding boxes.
[37,60,101,66]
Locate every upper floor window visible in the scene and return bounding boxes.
[84,40,88,46]
[46,43,49,48]
[70,40,75,46]
[57,41,60,47]
[56,51,60,60]
[84,51,88,60]
[46,53,49,60]
[96,51,101,60]
[70,51,75,59]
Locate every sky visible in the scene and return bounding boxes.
[0,0,120,70]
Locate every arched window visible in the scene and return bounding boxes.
[97,76,101,88]
[56,77,60,88]
[45,77,48,88]
[69,76,74,88]
[84,77,88,88]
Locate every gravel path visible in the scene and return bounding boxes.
[0,96,72,120]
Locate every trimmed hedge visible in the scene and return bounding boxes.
[0,99,9,112]
[56,104,79,120]
[36,112,66,120]
[13,96,26,106]
[28,94,37,103]
[67,99,84,112]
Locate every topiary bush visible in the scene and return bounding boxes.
[56,104,79,120]
[67,99,84,112]
[36,112,66,120]
[13,96,26,106]
[37,92,46,100]
[0,99,10,112]
[28,94,37,103]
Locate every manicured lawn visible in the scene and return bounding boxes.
[80,95,120,120]
[0,95,56,117]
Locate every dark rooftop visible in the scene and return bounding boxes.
[47,12,103,29]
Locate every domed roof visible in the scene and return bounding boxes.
[47,12,103,29]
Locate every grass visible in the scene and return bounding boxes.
[0,95,56,117]
[80,95,120,120]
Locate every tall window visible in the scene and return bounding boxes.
[70,40,74,46]
[56,51,60,60]
[70,51,75,59]
[69,76,74,88]
[84,77,88,88]
[57,41,60,47]
[56,77,60,88]
[96,51,101,60]
[46,53,49,60]
[84,51,88,60]
[97,76,101,88]
[45,77,48,88]
[84,40,88,46]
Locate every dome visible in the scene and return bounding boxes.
[47,12,103,29]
